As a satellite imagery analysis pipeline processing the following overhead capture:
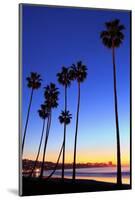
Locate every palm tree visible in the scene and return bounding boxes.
[59,110,72,179]
[69,61,87,181]
[100,19,125,185]
[57,67,71,179]
[39,83,59,178]
[45,141,64,180]
[29,104,49,177]
[44,110,72,180]
[22,72,42,154]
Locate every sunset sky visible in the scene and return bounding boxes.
[22,5,130,166]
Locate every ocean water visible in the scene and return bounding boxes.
[40,166,130,184]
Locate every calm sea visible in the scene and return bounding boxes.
[41,166,130,184]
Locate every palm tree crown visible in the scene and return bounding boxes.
[26,72,42,89]
[44,83,59,109]
[100,19,125,48]
[38,104,50,120]
[59,110,72,125]
[57,67,71,87]
[69,61,88,83]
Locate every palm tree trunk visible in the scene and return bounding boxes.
[29,118,46,177]
[62,86,67,180]
[22,88,34,154]
[39,111,52,178]
[112,43,122,185]
[72,82,80,181]
[46,141,64,180]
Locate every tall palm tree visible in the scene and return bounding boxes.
[100,19,125,185]
[22,72,42,154]
[69,61,87,181]
[57,67,71,179]
[39,83,59,178]
[29,104,49,177]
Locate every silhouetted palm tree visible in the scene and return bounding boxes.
[39,83,59,178]
[29,104,49,177]
[100,19,125,185]
[59,110,72,176]
[57,67,71,179]
[69,61,87,181]
[45,110,72,180]
[59,110,72,124]
[22,72,42,154]
[45,141,64,180]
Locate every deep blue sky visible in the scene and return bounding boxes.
[22,4,130,164]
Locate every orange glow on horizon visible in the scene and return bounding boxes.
[23,150,130,166]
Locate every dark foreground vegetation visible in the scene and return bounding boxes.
[22,176,131,196]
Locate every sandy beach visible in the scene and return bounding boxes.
[22,176,131,196]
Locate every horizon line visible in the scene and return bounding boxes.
[22,158,130,166]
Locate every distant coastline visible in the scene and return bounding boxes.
[23,159,116,172]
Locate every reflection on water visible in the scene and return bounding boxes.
[75,175,129,184]
[34,166,130,184]
[34,168,40,178]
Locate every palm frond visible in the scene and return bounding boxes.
[58,110,72,125]
[38,103,49,119]
[44,83,59,109]
[101,19,125,48]
[57,66,71,87]
[26,72,42,89]
[100,31,109,39]
[118,24,125,31]
[70,61,88,83]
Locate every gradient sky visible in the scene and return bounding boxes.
[22,4,131,165]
